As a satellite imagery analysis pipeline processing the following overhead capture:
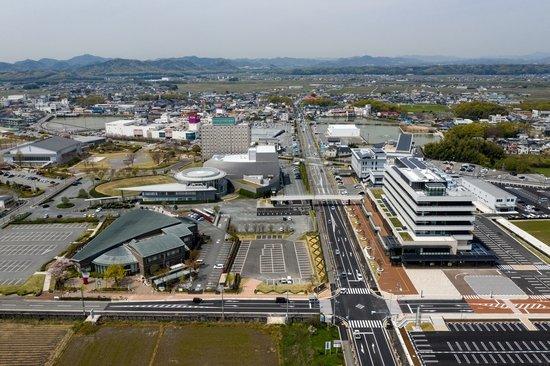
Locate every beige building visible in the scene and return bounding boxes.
[200,118,251,159]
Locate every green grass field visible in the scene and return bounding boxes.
[94,175,176,197]
[533,167,550,177]
[54,322,342,366]
[512,220,550,244]
[280,323,343,366]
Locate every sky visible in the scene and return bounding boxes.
[0,0,549,62]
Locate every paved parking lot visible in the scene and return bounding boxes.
[410,329,550,365]
[474,217,542,265]
[502,269,550,297]
[465,275,525,297]
[233,239,313,282]
[534,321,550,331]
[0,223,89,285]
[446,321,526,332]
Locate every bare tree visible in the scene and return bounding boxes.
[123,152,136,168]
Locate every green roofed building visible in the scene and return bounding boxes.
[212,116,236,125]
[73,209,198,276]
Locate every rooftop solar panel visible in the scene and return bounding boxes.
[396,133,413,152]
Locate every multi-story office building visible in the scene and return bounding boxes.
[382,157,476,258]
[200,117,251,159]
[351,147,386,185]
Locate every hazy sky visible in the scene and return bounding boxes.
[1,0,549,62]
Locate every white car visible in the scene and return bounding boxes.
[213,264,224,269]
[356,272,363,281]
[353,330,361,340]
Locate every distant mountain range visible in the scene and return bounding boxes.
[1,53,549,76]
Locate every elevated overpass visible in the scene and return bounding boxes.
[270,194,364,203]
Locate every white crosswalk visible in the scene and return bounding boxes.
[463,294,480,299]
[534,264,550,271]
[349,319,383,329]
[341,287,370,294]
[529,294,550,300]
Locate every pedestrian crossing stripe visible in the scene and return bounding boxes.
[349,319,383,329]
[529,295,550,300]
[534,264,550,271]
[497,264,514,270]
[463,295,480,299]
[341,288,370,294]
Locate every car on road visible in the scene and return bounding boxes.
[192,297,202,304]
[356,272,363,281]
[353,330,361,340]
[275,296,288,303]
[213,264,224,269]
[335,249,340,255]
[330,206,336,210]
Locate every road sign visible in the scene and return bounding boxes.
[333,340,342,348]
[325,341,331,351]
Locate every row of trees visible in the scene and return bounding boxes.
[352,99,402,113]
[451,101,508,120]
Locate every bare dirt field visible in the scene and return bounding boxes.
[0,322,70,366]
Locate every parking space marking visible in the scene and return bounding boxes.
[0,244,56,256]
[293,242,313,279]
[231,241,251,274]
[0,260,33,272]
[259,243,286,274]
[0,231,71,242]
[474,218,541,265]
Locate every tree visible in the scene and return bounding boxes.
[452,101,507,120]
[77,188,89,199]
[103,264,126,286]
[123,152,136,168]
[151,150,163,165]
[61,196,70,205]
[212,205,220,214]
[14,150,24,166]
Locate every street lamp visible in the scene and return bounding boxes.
[219,285,225,320]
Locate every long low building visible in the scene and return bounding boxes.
[460,176,517,213]
[119,166,228,202]
[3,136,81,166]
[72,210,198,276]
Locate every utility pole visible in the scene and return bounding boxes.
[80,286,86,316]
[286,290,289,319]
[220,285,225,320]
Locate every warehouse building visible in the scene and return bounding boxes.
[73,210,198,276]
[3,136,81,166]
[460,176,517,213]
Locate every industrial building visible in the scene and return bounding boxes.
[204,145,281,189]
[121,167,228,203]
[200,117,251,159]
[105,118,195,141]
[326,124,361,138]
[73,210,198,276]
[351,147,387,185]
[3,136,81,166]
[381,157,487,264]
[460,176,517,213]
